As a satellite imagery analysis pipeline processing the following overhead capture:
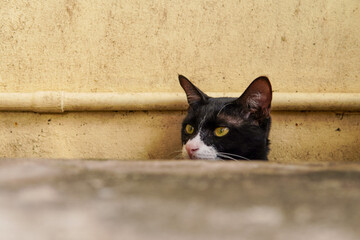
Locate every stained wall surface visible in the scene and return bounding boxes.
[1,0,359,93]
[0,111,359,163]
[0,0,359,162]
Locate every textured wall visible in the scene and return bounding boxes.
[0,0,359,162]
[1,0,359,93]
[0,111,359,162]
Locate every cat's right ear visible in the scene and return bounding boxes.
[179,75,209,107]
[235,76,272,120]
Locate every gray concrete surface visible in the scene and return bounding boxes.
[0,159,360,240]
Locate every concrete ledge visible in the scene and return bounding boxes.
[1,159,360,240]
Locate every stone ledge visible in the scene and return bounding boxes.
[0,159,359,240]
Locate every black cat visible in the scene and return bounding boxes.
[179,75,272,160]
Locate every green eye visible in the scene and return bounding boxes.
[185,124,194,134]
[214,127,229,137]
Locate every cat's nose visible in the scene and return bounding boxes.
[185,145,199,158]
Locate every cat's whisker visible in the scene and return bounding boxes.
[168,150,185,159]
[216,153,236,160]
[174,155,184,160]
[169,150,183,155]
[217,152,250,161]
[218,152,248,159]
[173,152,185,160]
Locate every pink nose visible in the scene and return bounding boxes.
[185,145,199,159]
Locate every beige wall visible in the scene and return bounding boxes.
[0,0,359,162]
[0,111,359,162]
[1,0,359,93]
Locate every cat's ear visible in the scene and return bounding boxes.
[179,75,209,107]
[235,76,272,119]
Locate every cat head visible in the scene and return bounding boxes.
[179,75,272,160]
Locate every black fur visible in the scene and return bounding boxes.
[179,75,272,160]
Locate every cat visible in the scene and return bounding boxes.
[179,75,272,160]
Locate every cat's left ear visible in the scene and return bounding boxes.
[235,76,272,118]
[179,75,209,107]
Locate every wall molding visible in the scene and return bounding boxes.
[0,92,359,112]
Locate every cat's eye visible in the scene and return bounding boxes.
[185,124,195,134]
[214,127,229,137]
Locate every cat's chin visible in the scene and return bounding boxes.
[190,156,219,160]
[187,155,220,160]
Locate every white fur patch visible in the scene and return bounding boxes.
[182,133,219,160]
